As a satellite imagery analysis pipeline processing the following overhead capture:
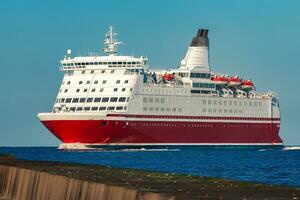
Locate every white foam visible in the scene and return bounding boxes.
[58,143,94,150]
[282,146,300,151]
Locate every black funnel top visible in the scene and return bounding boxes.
[190,29,209,47]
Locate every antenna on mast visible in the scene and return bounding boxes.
[103,26,123,56]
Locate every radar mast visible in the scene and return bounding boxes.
[103,26,123,56]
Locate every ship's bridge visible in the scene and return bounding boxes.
[60,55,147,71]
[60,26,147,72]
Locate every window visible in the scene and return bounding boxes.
[127,97,130,102]
[124,80,129,84]
[81,71,85,74]
[149,98,153,103]
[119,97,126,102]
[67,81,71,85]
[160,98,165,103]
[155,98,159,103]
[190,73,211,79]
[91,70,94,74]
[64,89,68,93]
[100,88,104,92]
[94,80,98,84]
[86,81,90,84]
[102,97,109,102]
[84,107,91,111]
[116,80,120,84]
[61,98,65,103]
[143,97,148,103]
[72,98,79,103]
[102,80,107,84]
[91,88,96,92]
[101,70,105,73]
[116,106,123,110]
[192,82,215,89]
[161,107,165,111]
[84,89,88,92]
[76,107,83,111]
[130,88,133,92]
[76,89,80,92]
[91,107,98,111]
[70,107,76,111]
[143,107,148,111]
[94,97,101,102]
[65,98,72,103]
[111,70,115,73]
[79,81,83,84]
[110,97,118,102]
[107,106,115,110]
[113,88,118,92]
[79,98,86,103]
[99,107,106,111]
[87,98,93,102]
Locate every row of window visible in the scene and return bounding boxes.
[61,87,133,93]
[190,73,211,79]
[56,97,129,104]
[202,99,263,107]
[203,108,243,114]
[192,82,215,89]
[62,61,143,67]
[63,79,129,85]
[143,97,165,103]
[127,122,269,129]
[58,106,127,112]
[143,107,183,112]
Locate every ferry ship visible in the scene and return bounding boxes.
[38,26,283,148]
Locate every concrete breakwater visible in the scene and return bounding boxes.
[0,165,173,200]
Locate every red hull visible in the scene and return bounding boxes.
[41,115,282,145]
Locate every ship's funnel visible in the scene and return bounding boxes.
[180,29,210,71]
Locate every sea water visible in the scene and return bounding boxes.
[1,146,300,187]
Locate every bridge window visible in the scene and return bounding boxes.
[190,73,211,79]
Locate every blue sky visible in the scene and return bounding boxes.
[0,0,299,146]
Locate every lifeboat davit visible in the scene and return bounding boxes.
[228,76,242,86]
[241,80,254,89]
[162,73,175,82]
[211,75,228,84]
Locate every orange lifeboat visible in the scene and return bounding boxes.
[211,75,228,84]
[162,73,175,81]
[241,80,254,89]
[228,76,242,86]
